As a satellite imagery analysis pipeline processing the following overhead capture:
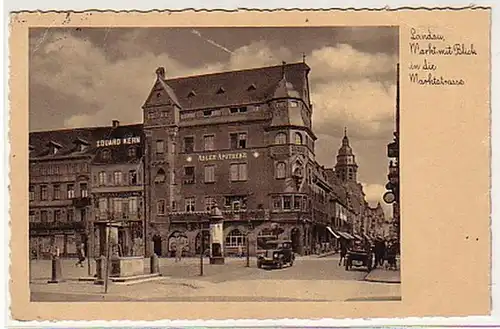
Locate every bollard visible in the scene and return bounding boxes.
[47,255,63,284]
[150,253,159,274]
[94,255,105,285]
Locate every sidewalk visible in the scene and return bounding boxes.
[364,268,401,284]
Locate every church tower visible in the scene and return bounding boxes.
[335,128,358,182]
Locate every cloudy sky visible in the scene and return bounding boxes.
[29,27,398,216]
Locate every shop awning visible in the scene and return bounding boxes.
[353,234,363,241]
[326,226,340,239]
[338,231,354,240]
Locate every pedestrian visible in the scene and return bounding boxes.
[75,242,86,267]
[237,244,243,258]
[338,240,348,266]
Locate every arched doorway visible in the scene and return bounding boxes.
[168,231,188,257]
[291,228,300,253]
[195,231,210,255]
[152,235,162,256]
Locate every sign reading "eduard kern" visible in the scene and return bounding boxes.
[96,137,141,147]
[198,152,247,161]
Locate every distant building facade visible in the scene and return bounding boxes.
[28,122,146,259]
[89,121,145,258]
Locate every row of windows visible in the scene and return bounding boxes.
[179,163,247,184]
[156,195,248,215]
[97,197,140,215]
[179,105,255,121]
[100,146,139,161]
[272,195,309,211]
[29,208,83,223]
[153,131,308,156]
[29,183,88,202]
[96,170,139,186]
[30,162,89,177]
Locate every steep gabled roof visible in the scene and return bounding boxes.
[163,62,310,110]
[29,123,144,163]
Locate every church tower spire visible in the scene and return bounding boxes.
[335,127,358,182]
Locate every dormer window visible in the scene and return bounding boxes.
[47,141,62,155]
[247,84,256,91]
[74,137,90,152]
[203,109,213,117]
[101,149,111,160]
[216,87,225,94]
[188,90,196,98]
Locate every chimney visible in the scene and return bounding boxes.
[156,67,166,79]
[112,120,120,128]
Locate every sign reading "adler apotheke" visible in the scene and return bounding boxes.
[198,152,247,162]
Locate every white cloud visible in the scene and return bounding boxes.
[31,33,396,137]
[362,183,392,218]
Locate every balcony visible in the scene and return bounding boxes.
[72,196,91,208]
[29,221,85,231]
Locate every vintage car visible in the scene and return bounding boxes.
[257,240,295,269]
[345,239,374,272]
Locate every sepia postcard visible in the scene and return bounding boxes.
[9,8,491,321]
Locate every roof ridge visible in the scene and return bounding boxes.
[29,122,143,134]
[165,62,308,82]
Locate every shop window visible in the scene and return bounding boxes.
[225,229,246,247]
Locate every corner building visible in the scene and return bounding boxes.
[143,63,335,257]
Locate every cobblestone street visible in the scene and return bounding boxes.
[30,255,401,302]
